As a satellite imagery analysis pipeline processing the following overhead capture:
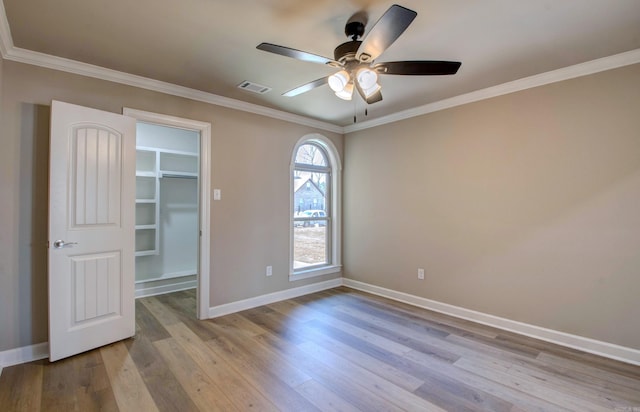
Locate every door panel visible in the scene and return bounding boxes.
[49,101,136,362]
[70,126,122,227]
[70,252,121,326]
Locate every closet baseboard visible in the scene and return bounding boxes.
[135,274,197,298]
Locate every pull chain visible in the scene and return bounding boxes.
[352,95,370,123]
[353,93,357,123]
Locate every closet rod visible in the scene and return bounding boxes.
[160,174,198,180]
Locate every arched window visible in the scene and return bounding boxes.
[291,135,341,279]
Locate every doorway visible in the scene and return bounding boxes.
[124,108,211,320]
[134,123,199,297]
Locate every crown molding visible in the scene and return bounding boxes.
[2,1,639,136]
[4,46,343,133]
[0,0,12,58]
[344,48,640,133]
[0,6,342,135]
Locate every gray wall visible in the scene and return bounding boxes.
[344,64,640,349]
[3,54,639,354]
[0,60,342,352]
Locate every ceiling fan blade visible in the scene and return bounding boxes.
[354,79,383,104]
[356,5,417,63]
[375,61,462,75]
[257,43,338,66]
[283,76,329,97]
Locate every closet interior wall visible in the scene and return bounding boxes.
[135,122,200,297]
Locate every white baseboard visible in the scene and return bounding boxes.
[0,278,341,370]
[0,342,49,373]
[342,278,640,366]
[208,278,343,318]
[4,277,637,371]
[135,277,197,298]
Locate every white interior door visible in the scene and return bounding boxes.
[49,100,136,362]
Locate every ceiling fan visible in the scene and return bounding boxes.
[257,4,461,104]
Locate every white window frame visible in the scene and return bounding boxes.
[290,134,342,281]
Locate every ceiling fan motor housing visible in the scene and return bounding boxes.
[345,20,365,39]
[334,40,361,63]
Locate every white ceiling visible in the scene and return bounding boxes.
[2,0,640,127]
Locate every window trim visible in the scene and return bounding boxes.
[290,134,342,281]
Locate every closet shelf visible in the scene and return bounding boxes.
[137,145,197,157]
[135,250,157,257]
[135,145,198,260]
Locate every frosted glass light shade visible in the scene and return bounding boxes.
[361,82,381,98]
[357,68,378,90]
[335,82,354,100]
[328,70,350,92]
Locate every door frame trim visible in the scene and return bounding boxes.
[123,108,211,319]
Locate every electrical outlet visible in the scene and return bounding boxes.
[266,265,273,277]
[418,268,425,280]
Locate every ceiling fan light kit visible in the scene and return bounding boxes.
[362,83,381,99]
[328,70,350,92]
[335,83,355,100]
[356,68,381,98]
[257,4,461,104]
[357,69,378,89]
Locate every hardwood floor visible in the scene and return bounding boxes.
[1,287,639,411]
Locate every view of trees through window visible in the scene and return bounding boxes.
[293,143,330,270]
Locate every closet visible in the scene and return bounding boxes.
[135,122,200,297]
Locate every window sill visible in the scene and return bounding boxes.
[289,265,342,281]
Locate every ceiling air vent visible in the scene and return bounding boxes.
[237,81,272,94]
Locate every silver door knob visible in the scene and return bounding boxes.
[53,240,78,249]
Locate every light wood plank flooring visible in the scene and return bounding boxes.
[1,287,639,411]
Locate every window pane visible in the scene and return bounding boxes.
[293,225,327,269]
[293,170,328,216]
[295,144,327,167]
